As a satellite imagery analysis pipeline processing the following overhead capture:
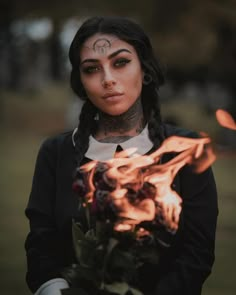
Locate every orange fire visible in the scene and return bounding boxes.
[79,109,235,234]
[216,109,236,130]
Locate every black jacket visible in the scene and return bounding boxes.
[25,125,218,294]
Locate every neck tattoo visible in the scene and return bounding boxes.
[98,135,134,144]
[97,98,145,143]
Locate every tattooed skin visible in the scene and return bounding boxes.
[83,38,115,55]
[96,97,145,143]
[98,135,134,143]
[92,38,111,55]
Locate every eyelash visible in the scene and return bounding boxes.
[82,66,100,74]
[82,58,131,74]
[114,58,131,67]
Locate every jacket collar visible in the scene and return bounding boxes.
[72,125,153,161]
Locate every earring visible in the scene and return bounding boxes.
[94,113,99,121]
[143,73,152,85]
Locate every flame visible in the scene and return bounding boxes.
[216,109,236,130]
[80,136,216,233]
[76,109,235,236]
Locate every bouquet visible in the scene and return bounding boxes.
[61,135,215,295]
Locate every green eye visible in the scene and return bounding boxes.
[114,58,131,67]
[83,66,100,74]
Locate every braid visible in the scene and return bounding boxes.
[142,85,165,149]
[148,95,164,148]
[74,100,97,166]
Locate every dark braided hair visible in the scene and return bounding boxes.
[73,100,97,165]
[69,16,165,165]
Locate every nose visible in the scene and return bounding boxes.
[101,70,116,88]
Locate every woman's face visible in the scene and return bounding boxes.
[79,33,143,116]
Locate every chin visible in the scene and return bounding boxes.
[103,107,128,117]
[106,110,127,116]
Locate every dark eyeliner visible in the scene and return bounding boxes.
[114,58,131,67]
[82,65,99,74]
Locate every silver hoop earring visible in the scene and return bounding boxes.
[143,73,152,85]
[94,113,99,121]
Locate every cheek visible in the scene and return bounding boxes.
[130,65,143,87]
[81,77,100,97]
[124,78,142,103]
[130,71,143,92]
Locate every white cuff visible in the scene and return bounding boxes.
[34,278,69,295]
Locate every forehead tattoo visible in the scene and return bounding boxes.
[91,38,112,55]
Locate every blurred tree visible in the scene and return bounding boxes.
[0,0,20,89]
[49,20,64,81]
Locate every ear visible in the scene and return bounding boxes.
[142,72,152,85]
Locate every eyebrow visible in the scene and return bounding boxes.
[80,49,132,65]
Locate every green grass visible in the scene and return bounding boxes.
[1,91,236,294]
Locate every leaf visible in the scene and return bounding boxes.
[72,219,85,261]
[104,282,129,295]
[104,247,137,283]
[78,239,98,267]
[128,287,144,295]
[72,219,98,266]
[136,246,160,264]
[104,282,143,295]
[85,228,97,240]
[96,221,111,241]
[72,264,98,284]
[107,238,119,255]
[110,249,135,270]
[62,263,101,291]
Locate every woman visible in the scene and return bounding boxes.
[25,16,218,295]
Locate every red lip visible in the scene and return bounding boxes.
[102,92,123,99]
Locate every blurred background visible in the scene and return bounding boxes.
[0,0,236,294]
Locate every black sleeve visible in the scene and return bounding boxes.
[25,137,65,293]
[155,166,218,295]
